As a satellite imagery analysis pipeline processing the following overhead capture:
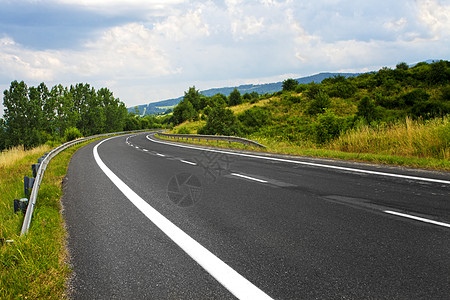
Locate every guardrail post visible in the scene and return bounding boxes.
[32,163,40,178]
[24,176,35,197]
[14,198,28,214]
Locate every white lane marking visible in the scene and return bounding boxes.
[94,137,273,300]
[143,149,148,152]
[156,153,165,157]
[231,173,268,183]
[384,210,450,229]
[147,135,450,185]
[180,159,197,166]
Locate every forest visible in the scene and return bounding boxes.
[0,81,165,151]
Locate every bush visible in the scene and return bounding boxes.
[307,91,331,115]
[64,127,82,141]
[313,109,345,144]
[198,106,240,136]
[177,127,191,134]
[238,107,270,134]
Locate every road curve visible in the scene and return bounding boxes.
[63,132,450,299]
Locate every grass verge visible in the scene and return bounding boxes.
[0,140,93,299]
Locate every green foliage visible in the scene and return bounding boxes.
[324,75,357,99]
[357,96,380,123]
[396,62,409,70]
[307,91,331,115]
[313,109,346,144]
[198,106,240,136]
[238,107,270,134]
[282,78,298,91]
[1,81,131,151]
[63,127,82,142]
[177,127,191,134]
[228,88,242,106]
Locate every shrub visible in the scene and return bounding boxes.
[64,127,82,141]
[313,109,345,144]
[307,91,331,115]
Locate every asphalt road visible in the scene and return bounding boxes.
[63,132,450,299]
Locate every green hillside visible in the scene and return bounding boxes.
[168,60,450,170]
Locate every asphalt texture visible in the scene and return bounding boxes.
[63,132,450,299]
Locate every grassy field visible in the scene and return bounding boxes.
[0,141,91,299]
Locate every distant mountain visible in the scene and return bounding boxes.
[129,72,360,116]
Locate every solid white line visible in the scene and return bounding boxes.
[156,153,165,157]
[147,135,450,185]
[384,210,450,228]
[94,137,273,300]
[180,159,197,166]
[231,173,268,183]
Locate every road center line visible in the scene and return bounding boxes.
[231,173,268,183]
[156,153,165,157]
[180,159,197,166]
[384,210,450,228]
[147,135,450,185]
[94,137,273,300]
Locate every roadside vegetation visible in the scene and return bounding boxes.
[163,60,450,170]
[0,139,99,299]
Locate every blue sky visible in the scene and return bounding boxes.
[1,0,450,111]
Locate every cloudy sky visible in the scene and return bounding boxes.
[1,0,449,111]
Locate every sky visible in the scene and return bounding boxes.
[1,0,450,112]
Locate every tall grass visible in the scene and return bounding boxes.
[0,145,52,169]
[330,117,449,160]
[0,142,85,299]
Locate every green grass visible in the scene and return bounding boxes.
[0,140,94,299]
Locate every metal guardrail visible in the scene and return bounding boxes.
[20,129,158,236]
[156,132,266,148]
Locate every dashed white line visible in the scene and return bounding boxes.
[156,153,165,157]
[231,173,268,183]
[384,210,450,228]
[180,159,197,166]
[94,137,274,300]
[143,149,148,152]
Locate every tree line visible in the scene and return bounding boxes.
[0,81,163,151]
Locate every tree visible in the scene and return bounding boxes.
[2,81,42,148]
[98,88,127,132]
[184,86,201,111]
[396,62,409,70]
[357,96,379,123]
[282,78,298,91]
[228,88,242,106]
[198,106,240,136]
[0,118,6,150]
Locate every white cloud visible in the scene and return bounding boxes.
[0,37,63,81]
[55,0,185,14]
[154,9,210,41]
[417,0,450,40]
[384,18,408,31]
